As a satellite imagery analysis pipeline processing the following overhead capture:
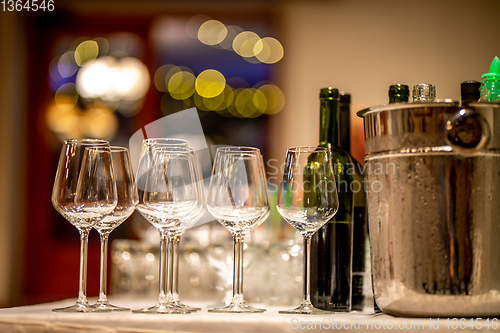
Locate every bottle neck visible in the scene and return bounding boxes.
[339,101,351,153]
[319,97,340,148]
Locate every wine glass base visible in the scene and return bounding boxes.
[278,301,331,315]
[132,302,195,314]
[91,301,130,312]
[53,302,94,313]
[174,300,201,312]
[208,301,265,313]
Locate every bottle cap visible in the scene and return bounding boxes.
[320,87,340,99]
[340,92,351,104]
[460,80,481,103]
[388,84,409,102]
[412,83,436,102]
[481,56,500,80]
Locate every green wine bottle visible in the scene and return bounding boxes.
[389,84,409,103]
[339,93,368,311]
[310,87,354,312]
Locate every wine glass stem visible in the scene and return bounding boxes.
[158,231,169,303]
[98,233,110,302]
[77,229,90,305]
[166,234,175,299]
[172,235,180,300]
[303,235,312,303]
[232,234,244,301]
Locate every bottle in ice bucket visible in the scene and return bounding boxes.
[412,83,436,102]
[388,84,409,103]
[480,56,500,102]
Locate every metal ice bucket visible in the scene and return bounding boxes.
[358,101,500,317]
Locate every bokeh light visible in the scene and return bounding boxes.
[54,83,79,112]
[168,70,196,100]
[57,51,79,78]
[76,56,149,101]
[254,37,284,64]
[186,14,211,38]
[219,25,243,50]
[74,40,99,66]
[258,84,285,114]
[198,20,228,46]
[232,31,261,58]
[45,103,81,134]
[82,106,118,140]
[195,69,226,98]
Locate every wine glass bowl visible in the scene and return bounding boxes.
[276,146,339,315]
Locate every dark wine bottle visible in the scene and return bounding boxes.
[339,93,368,311]
[310,87,353,312]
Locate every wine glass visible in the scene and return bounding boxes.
[91,147,138,312]
[133,145,202,314]
[207,147,269,313]
[276,146,339,314]
[171,148,205,312]
[51,139,117,312]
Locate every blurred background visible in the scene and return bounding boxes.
[0,0,499,307]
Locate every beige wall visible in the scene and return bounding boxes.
[271,0,500,165]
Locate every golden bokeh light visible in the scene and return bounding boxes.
[45,103,80,134]
[168,70,196,100]
[232,31,261,58]
[198,20,228,46]
[254,37,284,64]
[82,107,118,140]
[54,83,79,112]
[195,69,226,98]
[258,84,285,114]
[74,40,99,66]
[233,88,266,118]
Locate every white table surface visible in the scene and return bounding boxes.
[0,297,489,333]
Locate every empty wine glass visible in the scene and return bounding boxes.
[51,139,117,312]
[133,145,202,314]
[171,148,205,312]
[92,147,138,312]
[207,147,269,313]
[277,146,339,314]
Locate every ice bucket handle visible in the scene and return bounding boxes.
[446,107,491,152]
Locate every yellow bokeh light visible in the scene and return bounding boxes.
[258,84,285,114]
[235,89,257,117]
[251,89,267,117]
[195,69,226,98]
[254,37,284,64]
[82,107,118,140]
[45,103,80,134]
[198,20,228,46]
[232,31,261,58]
[74,40,99,67]
[168,71,196,100]
[55,83,79,112]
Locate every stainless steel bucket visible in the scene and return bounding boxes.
[358,101,500,317]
